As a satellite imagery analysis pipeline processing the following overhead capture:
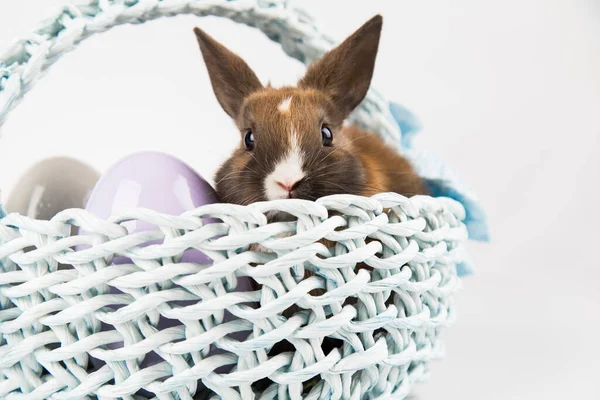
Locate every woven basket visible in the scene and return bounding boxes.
[0,1,469,399]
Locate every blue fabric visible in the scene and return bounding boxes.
[389,102,490,276]
[456,251,475,276]
[389,102,422,149]
[425,179,490,242]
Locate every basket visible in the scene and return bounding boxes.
[0,1,470,399]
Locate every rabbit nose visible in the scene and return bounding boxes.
[276,179,301,192]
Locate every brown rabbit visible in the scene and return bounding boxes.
[194,15,426,211]
[193,15,428,394]
[194,13,427,313]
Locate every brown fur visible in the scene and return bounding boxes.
[343,125,428,196]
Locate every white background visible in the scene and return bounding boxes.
[1,1,600,399]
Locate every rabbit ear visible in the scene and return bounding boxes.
[299,15,382,117]
[194,27,263,119]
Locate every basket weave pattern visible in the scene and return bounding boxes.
[1,194,466,398]
[0,1,468,399]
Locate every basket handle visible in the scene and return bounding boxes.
[0,0,401,144]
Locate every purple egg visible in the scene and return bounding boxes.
[84,151,218,261]
[81,152,255,385]
[86,151,217,215]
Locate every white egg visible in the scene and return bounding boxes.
[5,156,100,220]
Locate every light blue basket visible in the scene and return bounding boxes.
[0,1,471,399]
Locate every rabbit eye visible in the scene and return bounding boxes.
[244,130,255,151]
[321,125,333,146]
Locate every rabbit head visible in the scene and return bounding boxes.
[194,16,383,207]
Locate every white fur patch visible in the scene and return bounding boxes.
[264,128,305,200]
[278,96,292,113]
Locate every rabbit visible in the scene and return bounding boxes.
[193,15,427,214]
[192,16,428,392]
[193,13,428,307]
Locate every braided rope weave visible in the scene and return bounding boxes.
[0,1,469,399]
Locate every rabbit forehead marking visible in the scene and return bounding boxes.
[278,96,293,113]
